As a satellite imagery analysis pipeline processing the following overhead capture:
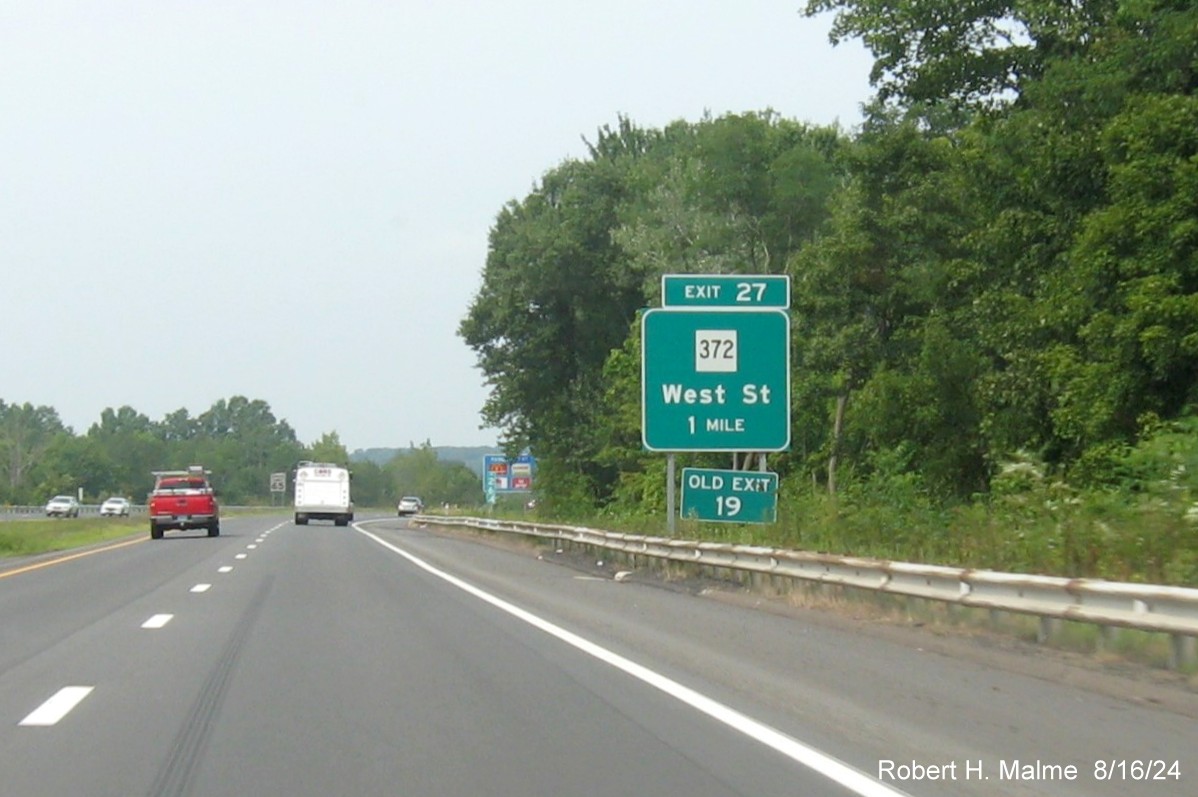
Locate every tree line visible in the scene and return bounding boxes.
[0,397,481,508]
[459,1,1198,581]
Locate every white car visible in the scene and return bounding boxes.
[100,496,131,517]
[397,496,424,516]
[45,495,81,518]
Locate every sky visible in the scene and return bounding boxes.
[0,1,874,452]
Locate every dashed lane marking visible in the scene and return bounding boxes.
[19,686,94,727]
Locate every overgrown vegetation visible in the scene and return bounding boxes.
[461,0,1198,586]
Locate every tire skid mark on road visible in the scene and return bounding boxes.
[148,576,274,797]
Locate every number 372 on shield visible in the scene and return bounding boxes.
[695,330,738,373]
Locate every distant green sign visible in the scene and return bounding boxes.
[661,274,790,309]
[641,309,790,452]
[681,468,778,523]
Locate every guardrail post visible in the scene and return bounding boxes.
[988,608,1002,629]
[1037,617,1062,644]
[1098,625,1121,652]
[429,516,1198,673]
[1169,634,1196,671]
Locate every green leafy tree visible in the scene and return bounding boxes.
[384,442,482,507]
[346,459,387,507]
[36,434,115,501]
[952,0,1198,468]
[463,114,847,508]
[805,0,1119,111]
[172,397,306,503]
[308,431,350,465]
[87,406,166,498]
[788,119,987,496]
[157,408,197,443]
[1045,93,1198,455]
[460,150,641,504]
[0,401,68,503]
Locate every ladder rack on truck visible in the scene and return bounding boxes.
[148,465,220,539]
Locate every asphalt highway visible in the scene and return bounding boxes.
[1,514,1192,796]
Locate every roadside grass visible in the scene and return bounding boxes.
[0,506,294,560]
[481,495,1198,673]
[0,517,145,558]
[532,487,1198,588]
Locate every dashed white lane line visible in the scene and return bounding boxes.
[17,524,288,729]
[19,686,94,727]
[235,553,247,560]
[141,614,174,629]
[247,544,258,550]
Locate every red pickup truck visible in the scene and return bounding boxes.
[148,467,220,539]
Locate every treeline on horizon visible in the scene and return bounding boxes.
[0,396,481,507]
[461,1,1198,583]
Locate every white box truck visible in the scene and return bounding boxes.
[294,462,353,526]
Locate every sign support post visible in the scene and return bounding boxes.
[667,454,676,534]
[643,273,792,529]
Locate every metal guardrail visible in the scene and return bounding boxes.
[0,505,274,519]
[0,504,148,518]
[414,515,1198,669]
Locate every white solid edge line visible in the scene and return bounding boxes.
[141,613,174,629]
[353,521,909,797]
[19,686,94,726]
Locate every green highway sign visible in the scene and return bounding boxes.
[641,308,790,452]
[661,274,790,309]
[681,468,778,523]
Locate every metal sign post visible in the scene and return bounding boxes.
[667,454,676,534]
